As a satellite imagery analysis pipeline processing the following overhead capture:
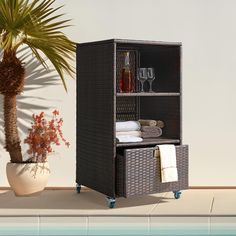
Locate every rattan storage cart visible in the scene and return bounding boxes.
[76,39,189,208]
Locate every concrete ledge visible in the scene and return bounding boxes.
[1,189,236,216]
[1,190,236,235]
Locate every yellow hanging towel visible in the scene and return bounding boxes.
[155,145,178,183]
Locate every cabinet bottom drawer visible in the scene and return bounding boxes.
[116,145,188,198]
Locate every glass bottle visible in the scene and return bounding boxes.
[120,52,134,93]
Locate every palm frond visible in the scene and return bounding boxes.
[0,0,75,90]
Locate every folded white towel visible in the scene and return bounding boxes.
[155,144,178,183]
[116,121,141,132]
[116,136,143,143]
[116,131,141,137]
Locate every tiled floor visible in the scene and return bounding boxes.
[0,189,236,235]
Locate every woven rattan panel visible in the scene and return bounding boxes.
[153,145,188,193]
[116,145,188,197]
[116,147,156,197]
[116,50,139,121]
[76,42,115,197]
[116,97,137,121]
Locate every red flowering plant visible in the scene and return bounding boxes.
[24,110,70,163]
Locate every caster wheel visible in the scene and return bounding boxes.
[106,197,116,208]
[173,191,181,199]
[76,183,81,193]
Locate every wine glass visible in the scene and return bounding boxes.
[147,68,155,92]
[137,68,147,92]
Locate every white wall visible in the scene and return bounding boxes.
[1,0,236,186]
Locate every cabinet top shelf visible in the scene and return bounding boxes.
[78,38,182,47]
[116,92,180,97]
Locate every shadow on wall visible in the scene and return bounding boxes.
[0,46,61,156]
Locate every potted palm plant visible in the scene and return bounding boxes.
[0,0,75,195]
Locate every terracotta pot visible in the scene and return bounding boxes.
[6,162,50,196]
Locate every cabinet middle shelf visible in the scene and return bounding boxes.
[116,92,180,97]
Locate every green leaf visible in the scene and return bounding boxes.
[0,0,75,91]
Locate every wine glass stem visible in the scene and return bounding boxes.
[149,81,153,92]
[141,82,144,92]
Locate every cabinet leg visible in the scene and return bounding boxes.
[173,190,182,199]
[106,196,116,208]
[76,183,81,193]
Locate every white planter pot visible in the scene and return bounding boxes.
[6,162,50,196]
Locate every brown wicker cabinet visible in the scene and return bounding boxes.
[76,39,188,208]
